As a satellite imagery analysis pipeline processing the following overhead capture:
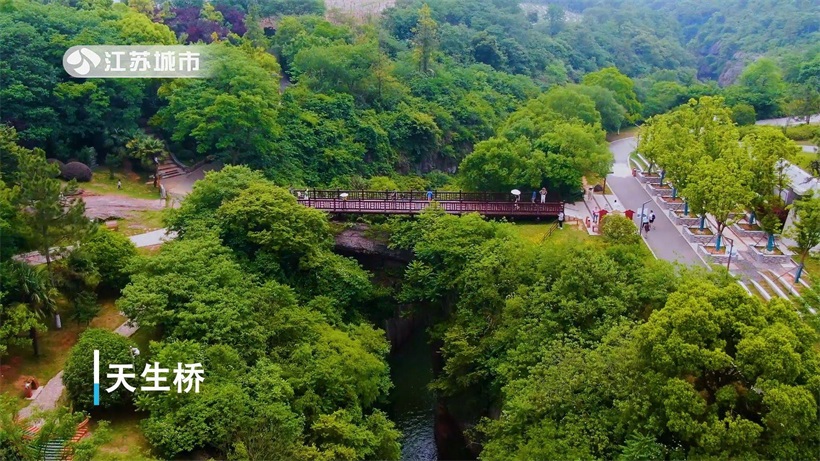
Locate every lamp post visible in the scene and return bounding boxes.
[725,236,734,270]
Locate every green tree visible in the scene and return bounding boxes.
[0,295,43,360]
[125,131,167,188]
[731,103,757,126]
[685,151,754,250]
[242,2,269,49]
[733,58,786,119]
[14,148,91,284]
[63,328,143,410]
[2,262,56,356]
[786,191,820,283]
[744,126,799,248]
[600,214,640,245]
[547,4,564,35]
[540,86,601,127]
[583,67,642,123]
[571,84,627,132]
[155,45,283,169]
[76,227,138,292]
[69,291,99,326]
[412,4,438,75]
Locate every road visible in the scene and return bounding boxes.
[607,138,703,266]
[755,114,820,126]
[606,113,819,266]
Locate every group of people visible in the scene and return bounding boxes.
[590,206,655,232]
[514,187,550,208]
[641,210,656,232]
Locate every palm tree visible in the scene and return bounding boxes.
[103,128,135,179]
[7,261,57,356]
[125,132,167,187]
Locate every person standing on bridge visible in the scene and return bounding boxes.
[426,190,433,201]
[540,187,548,204]
[531,191,537,203]
[557,210,564,229]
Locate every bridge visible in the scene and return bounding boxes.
[295,190,564,218]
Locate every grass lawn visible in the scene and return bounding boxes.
[85,169,159,201]
[514,222,590,245]
[0,298,126,408]
[116,209,167,236]
[92,408,155,461]
[796,253,820,277]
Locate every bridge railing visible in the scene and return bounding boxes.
[297,198,563,215]
[293,189,563,203]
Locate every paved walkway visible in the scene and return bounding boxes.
[17,319,140,420]
[13,229,177,266]
[607,138,704,266]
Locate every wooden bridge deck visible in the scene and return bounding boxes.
[295,190,564,217]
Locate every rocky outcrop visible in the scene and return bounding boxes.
[333,224,413,262]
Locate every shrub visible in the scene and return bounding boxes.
[70,291,100,325]
[601,214,640,245]
[78,227,138,292]
[61,161,93,182]
[63,328,143,410]
[784,124,820,141]
[47,158,65,169]
[731,103,756,126]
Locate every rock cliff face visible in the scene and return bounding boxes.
[333,224,413,262]
[697,42,760,86]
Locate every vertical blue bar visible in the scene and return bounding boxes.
[93,349,100,405]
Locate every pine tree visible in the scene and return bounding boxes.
[15,148,91,286]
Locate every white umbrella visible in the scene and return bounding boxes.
[511,189,521,196]
[339,193,349,198]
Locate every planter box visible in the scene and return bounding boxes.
[748,245,792,265]
[732,221,767,239]
[669,210,700,227]
[683,225,715,244]
[698,244,732,263]
[659,196,685,211]
[646,183,674,197]
[637,171,661,184]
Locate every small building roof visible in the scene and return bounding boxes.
[779,160,820,196]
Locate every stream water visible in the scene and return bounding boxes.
[388,329,438,460]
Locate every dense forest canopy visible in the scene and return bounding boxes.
[1,0,817,189]
[544,0,820,82]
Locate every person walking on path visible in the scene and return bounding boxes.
[649,210,656,229]
[117,180,122,190]
[641,212,650,233]
[540,187,548,204]
[592,206,600,224]
[557,211,564,229]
